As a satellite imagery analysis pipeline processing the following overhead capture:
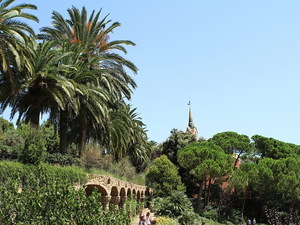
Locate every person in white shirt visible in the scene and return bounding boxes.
[145,212,151,225]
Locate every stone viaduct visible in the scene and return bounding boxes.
[84,174,150,210]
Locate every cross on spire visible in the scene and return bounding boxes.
[186,101,198,136]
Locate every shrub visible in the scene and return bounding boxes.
[202,206,219,221]
[109,157,137,181]
[156,216,179,225]
[0,161,87,187]
[146,155,185,197]
[0,181,130,224]
[18,126,46,165]
[45,153,80,166]
[81,145,102,169]
[0,162,133,224]
[152,191,200,225]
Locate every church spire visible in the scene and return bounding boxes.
[186,101,198,135]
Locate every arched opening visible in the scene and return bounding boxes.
[145,187,150,196]
[85,184,107,196]
[127,188,132,199]
[119,187,127,209]
[110,186,120,210]
[137,190,141,200]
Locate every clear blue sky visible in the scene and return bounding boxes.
[7,0,300,144]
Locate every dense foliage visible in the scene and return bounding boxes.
[0,162,131,224]
[0,0,150,171]
[0,0,299,224]
[151,191,200,225]
[178,142,233,210]
[145,155,185,197]
[151,130,300,224]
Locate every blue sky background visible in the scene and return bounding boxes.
[6,0,300,144]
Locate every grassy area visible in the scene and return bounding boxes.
[84,167,145,185]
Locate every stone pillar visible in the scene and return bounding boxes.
[101,195,111,210]
[136,196,144,214]
[110,195,120,210]
[140,196,145,211]
[120,195,127,210]
[127,195,132,216]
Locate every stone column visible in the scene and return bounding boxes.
[127,195,132,216]
[120,195,127,210]
[110,195,120,210]
[140,196,145,211]
[100,195,111,210]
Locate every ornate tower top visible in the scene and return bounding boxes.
[186,101,198,136]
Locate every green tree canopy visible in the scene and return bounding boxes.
[0,0,38,93]
[177,142,233,209]
[208,131,252,167]
[145,155,185,197]
[38,6,139,157]
[252,135,300,159]
[251,156,300,211]
[161,128,197,165]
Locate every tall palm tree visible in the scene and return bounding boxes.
[65,62,110,156]
[105,102,150,169]
[39,6,138,156]
[38,6,137,98]
[0,0,38,93]
[7,40,77,128]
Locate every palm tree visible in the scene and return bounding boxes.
[39,6,137,96]
[5,40,77,129]
[0,0,38,93]
[66,63,110,156]
[39,6,138,156]
[105,102,150,170]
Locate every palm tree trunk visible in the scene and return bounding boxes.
[59,109,68,154]
[78,109,87,157]
[29,108,40,128]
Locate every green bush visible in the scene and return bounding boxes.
[152,191,200,225]
[109,157,137,181]
[146,155,185,197]
[0,181,130,224]
[0,161,87,187]
[202,206,219,221]
[0,162,130,224]
[0,128,24,159]
[18,126,46,165]
[45,153,80,166]
[156,216,179,225]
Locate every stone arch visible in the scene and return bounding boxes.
[110,186,119,196]
[85,184,108,196]
[110,186,120,210]
[127,188,132,199]
[120,187,126,196]
[84,175,149,211]
[119,187,127,209]
[145,187,151,196]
